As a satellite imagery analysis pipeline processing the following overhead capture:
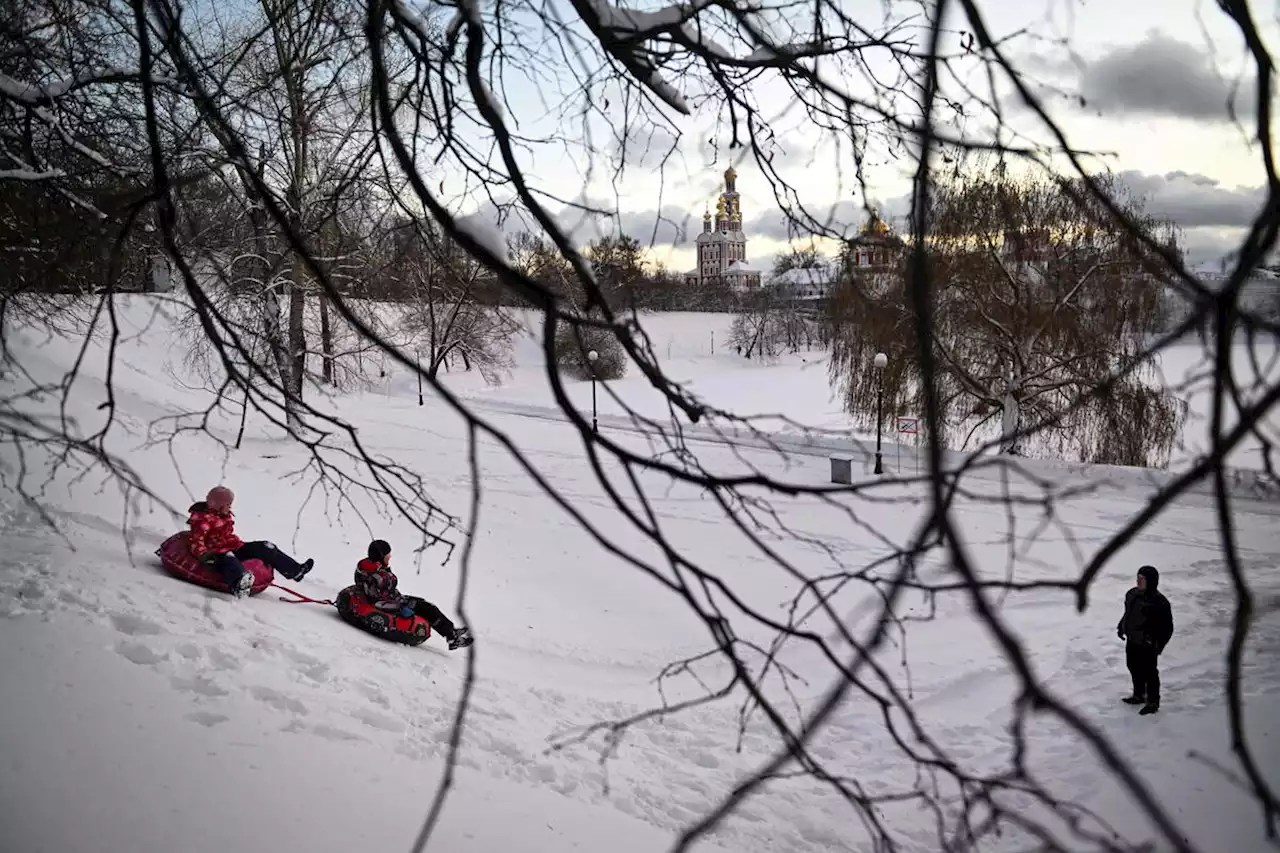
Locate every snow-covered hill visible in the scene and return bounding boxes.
[1,296,1277,853]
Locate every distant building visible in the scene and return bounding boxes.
[773,265,839,304]
[845,211,906,271]
[685,167,764,293]
[1197,268,1280,319]
[1163,267,1280,337]
[767,212,908,306]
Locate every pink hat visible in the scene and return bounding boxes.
[206,486,235,510]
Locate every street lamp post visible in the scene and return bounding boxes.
[587,349,599,434]
[872,351,887,475]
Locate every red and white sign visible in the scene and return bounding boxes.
[897,417,919,435]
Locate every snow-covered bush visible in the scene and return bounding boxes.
[553,312,627,381]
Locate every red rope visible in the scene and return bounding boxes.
[270,582,335,606]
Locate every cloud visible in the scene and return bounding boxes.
[1077,35,1254,123]
[1179,227,1244,269]
[1125,171,1259,267]
[466,197,700,249]
[464,169,1261,271]
[1116,170,1263,228]
[609,124,829,191]
[743,171,1260,246]
[746,195,912,242]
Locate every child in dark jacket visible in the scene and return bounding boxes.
[355,540,473,650]
[1117,564,1174,715]
[189,486,315,597]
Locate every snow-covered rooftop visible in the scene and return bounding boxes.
[772,265,838,286]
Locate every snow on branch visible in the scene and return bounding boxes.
[566,0,722,114]
[0,70,182,106]
[0,167,66,182]
[742,37,840,64]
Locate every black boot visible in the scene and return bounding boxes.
[1139,702,1160,715]
[447,626,473,651]
[294,558,314,581]
[1122,694,1145,705]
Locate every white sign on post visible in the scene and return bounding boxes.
[897,418,919,474]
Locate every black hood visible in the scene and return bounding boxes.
[1138,565,1160,592]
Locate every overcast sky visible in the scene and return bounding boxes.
[455,0,1274,274]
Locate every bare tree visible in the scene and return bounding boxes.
[393,218,518,384]
[2,1,1278,852]
[166,0,385,425]
[730,285,789,360]
[584,233,647,307]
[829,168,1187,466]
[771,243,827,277]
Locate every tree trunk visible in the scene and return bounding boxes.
[1000,387,1023,456]
[288,273,307,397]
[248,213,297,429]
[319,291,333,384]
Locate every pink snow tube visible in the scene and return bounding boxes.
[156,531,274,596]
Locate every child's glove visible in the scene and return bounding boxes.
[399,605,415,619]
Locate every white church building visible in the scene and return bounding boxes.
[684,166,764,292]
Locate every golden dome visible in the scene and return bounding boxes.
[724,166,737,181]
[862,212,890,235]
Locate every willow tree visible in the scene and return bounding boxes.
[827,171,1186,467]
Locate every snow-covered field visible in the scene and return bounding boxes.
[482,310,1276,473]
[1,296,1278,853]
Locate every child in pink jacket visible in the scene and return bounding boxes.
[189,486,314,597]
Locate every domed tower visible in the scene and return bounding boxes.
[717,166,741,233]
[685,165,760,291]
[847,209,904,269]
[695,204,715,278]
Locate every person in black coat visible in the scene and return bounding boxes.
[1117,565,1174,714]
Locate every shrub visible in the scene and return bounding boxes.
[553,314,628,381]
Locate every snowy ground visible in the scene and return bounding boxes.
[421,309,1280,476]
[1,296,1279,853]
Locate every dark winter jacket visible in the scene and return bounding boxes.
[355,558,405,612]
[187,501,244,559]
[1118,565,1174,653]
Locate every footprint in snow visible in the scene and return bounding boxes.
[109,612,165,637]
[58,589,102,614]
[176,643,202,661]
[171,674,229,698]
[687,750,721,770]
[312,724,369,743]
[186,711,230,728]
[200,598,225,630]
[207,648,242,672]
[350,707,406,734]
[283,721,368,743]
[115,640,167,667]
[248,685,308,715]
